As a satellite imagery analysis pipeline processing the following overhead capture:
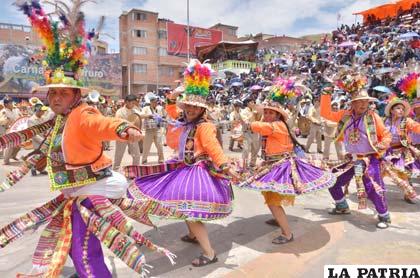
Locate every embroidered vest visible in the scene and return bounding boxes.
[46,115,110,191]
[180,118,208,165]
[399,118,408,147]
[335,113,378,153]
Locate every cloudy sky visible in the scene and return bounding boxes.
[3,0,391,52]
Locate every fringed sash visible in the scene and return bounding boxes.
[0,119,54,150]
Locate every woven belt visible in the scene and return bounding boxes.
[263,152,292,162]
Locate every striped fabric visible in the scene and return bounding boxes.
[111,194,186,227]
[124,161,184,179]
[76,198,148,275]
[45,199,73,277]
[0,119,54,151]
[31,211,64,269]
[1,131,51,192]
[0,195,66,248]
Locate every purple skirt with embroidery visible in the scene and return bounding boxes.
[239,157,336,195]
[130,160,232,221]
[385,147,420,178]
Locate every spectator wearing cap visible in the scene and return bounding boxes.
[1,98,22,165]
[140,94,165,164]
[113,95,142,170]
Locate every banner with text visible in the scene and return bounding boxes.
[0,44,122,97]
[167,22,222,57]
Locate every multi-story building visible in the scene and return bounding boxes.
[0,22,109,52]
[119,9,238,97]
[209,23,238,41]
[240,33,310,52]
[0,22,42,46]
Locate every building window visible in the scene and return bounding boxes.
[132,29,147,38]
[158,47,167,56]
[229,29,237,36]
[158,30,167,39]
[133,63,147,73]
[159,66,174,76]
[135,13,147,21]
[133,46,147,55]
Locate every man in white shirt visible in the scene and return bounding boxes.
[305,98,323,153]
[141,95,165,164]
[113,95,142,170]
[229,100,244,151]
[240,99,260,168]
[1,98,22,165]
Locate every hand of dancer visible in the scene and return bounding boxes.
[122,128,144,142]
[226,167,241,182]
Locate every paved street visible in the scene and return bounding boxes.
[1,134,419,278]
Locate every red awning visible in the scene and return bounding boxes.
[353,0,419,22]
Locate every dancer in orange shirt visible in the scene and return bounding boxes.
[239,79,336,244]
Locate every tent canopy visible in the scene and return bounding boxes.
[354,0,419,22]
[196,40,259,62]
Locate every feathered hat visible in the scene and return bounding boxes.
[335,72,375,102]
[263,78,302,121]
[177,59,212,110]
[16,0,94,95]
[396,72,419,102]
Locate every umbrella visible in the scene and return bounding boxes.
[263,86,272,92]
[213,83,224,89]
[338,41,356,48]
[230,77,242,83]
[397,32,419,40]
[250,85,263,91]
[373,86,392,94]
[231,82,243,87]
[348,34,358,39]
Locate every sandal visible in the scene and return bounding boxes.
[328,207,351,215]
[180,235,199,244]
[265,219,279,226]
[404,196,417,205]
[272,234,294,244]
[192,254,218,267]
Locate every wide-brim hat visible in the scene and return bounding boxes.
[259,101,289,121]
[31,83,90,96]
[350,89,377,102]
[385,98,411,117]
[177,94,208,110]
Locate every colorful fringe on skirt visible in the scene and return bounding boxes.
[238,154,336,196]
[0,195,184,278]
[126,159,233,221]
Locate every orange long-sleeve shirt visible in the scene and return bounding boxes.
[250,121,293,155]
[62,103,137,172]
[320,94,392,152]
[406,118,420,134]
[165,104,228,168]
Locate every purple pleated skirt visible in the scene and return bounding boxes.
[385,147,420,178]
[240,157,336,195]
[131,161,232,221]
